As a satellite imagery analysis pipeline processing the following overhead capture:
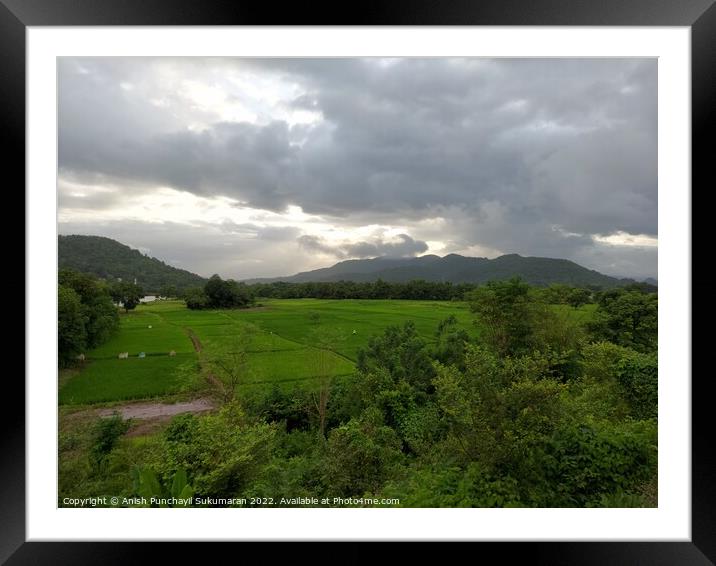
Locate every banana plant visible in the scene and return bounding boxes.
[131,466,194,507]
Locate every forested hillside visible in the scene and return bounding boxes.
[59,235,206,293]
[248,253,636,288]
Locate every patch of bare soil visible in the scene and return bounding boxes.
[125,415,173,438]
[98,398,215,420]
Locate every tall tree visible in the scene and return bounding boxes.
[466,277,536,357]
[58,284,88,366]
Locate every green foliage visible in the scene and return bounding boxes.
[539,420,657,507]
[185,274,254,310]
[383,463,522,507]
[466,278,536,356]
[58,289,657,509]
[131,466,194,507]
[322,408,404,496]
[590,489,647,508]
[110,281,144,312]
[204,327,255,402]
[58,285,88,367]
[578,342,657,420]
[205,274,254,308]
[89,413,130,473]
[615,350,658,420]
[59,234,206,293]
[530,302,586,381]
[243,383,312,431]
[357,321,436,395]
[588,289,658,352]
[159,284,179,299]
[433,345,564,468]
[248,253,629,290]
[567,288,592,308]
[433,315,469,369]
[156,403,277,499]
[58,270,120,366]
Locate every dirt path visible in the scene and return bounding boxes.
[186,328,225,391]
[187,329,203,353]
[98,398,215,420]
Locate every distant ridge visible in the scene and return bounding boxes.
[58,235,206,292]
[246,253,636,288]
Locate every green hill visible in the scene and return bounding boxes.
[249,253,633,288]
[58,235,206,293]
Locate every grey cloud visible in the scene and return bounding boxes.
[298,233,428,259]
[58,57,657,279]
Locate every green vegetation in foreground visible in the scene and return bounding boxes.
[60,281,657,509]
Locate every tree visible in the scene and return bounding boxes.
[202,274,254,309]
[204,327,255,403]
[357,321,436,397]
[307,324,345,438]
[160,284,179,299]
[58,284,87,366]
[433,315,469,369]
[156,403,277,498]
[466,278,536,357]
[567,288,591,309]
[184,287,209,310]
[588,289,657,352]
[433,344,559,468]
[322,407,403,496]
[59,269,119,348]
[110,281,144,313]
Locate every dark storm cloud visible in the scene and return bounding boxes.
[58,57,657,278]
[298,233,428,259]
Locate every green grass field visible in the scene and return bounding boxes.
[59,298,595,405]
[58,353,198,404]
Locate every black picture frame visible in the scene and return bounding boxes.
[7,0,713,562]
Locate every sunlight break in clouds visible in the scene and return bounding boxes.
[58,57,657,280]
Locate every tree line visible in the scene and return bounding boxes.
[183,278,655,305]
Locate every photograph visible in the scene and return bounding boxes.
[56,56,660,510]
[5,3,708,558]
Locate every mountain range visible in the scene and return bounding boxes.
[59,235,647,290]
[246,253,639,288]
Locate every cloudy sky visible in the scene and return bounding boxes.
[58,57,657,280]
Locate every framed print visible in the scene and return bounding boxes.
[7,0,714,562]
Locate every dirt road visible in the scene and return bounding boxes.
[98,398,214,420]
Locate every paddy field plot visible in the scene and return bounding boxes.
[59,298,593,406]
[58,353,198,405]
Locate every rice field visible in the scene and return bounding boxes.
[59,298,594,405]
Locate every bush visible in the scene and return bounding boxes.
[588,289,657,352]
[89,413,130,473]
[156,403,277,499]
[539,420,657,507]
[580,342,657,420]
[383,463,523,507]
[615,350,658,420]
[322,408,403,496]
